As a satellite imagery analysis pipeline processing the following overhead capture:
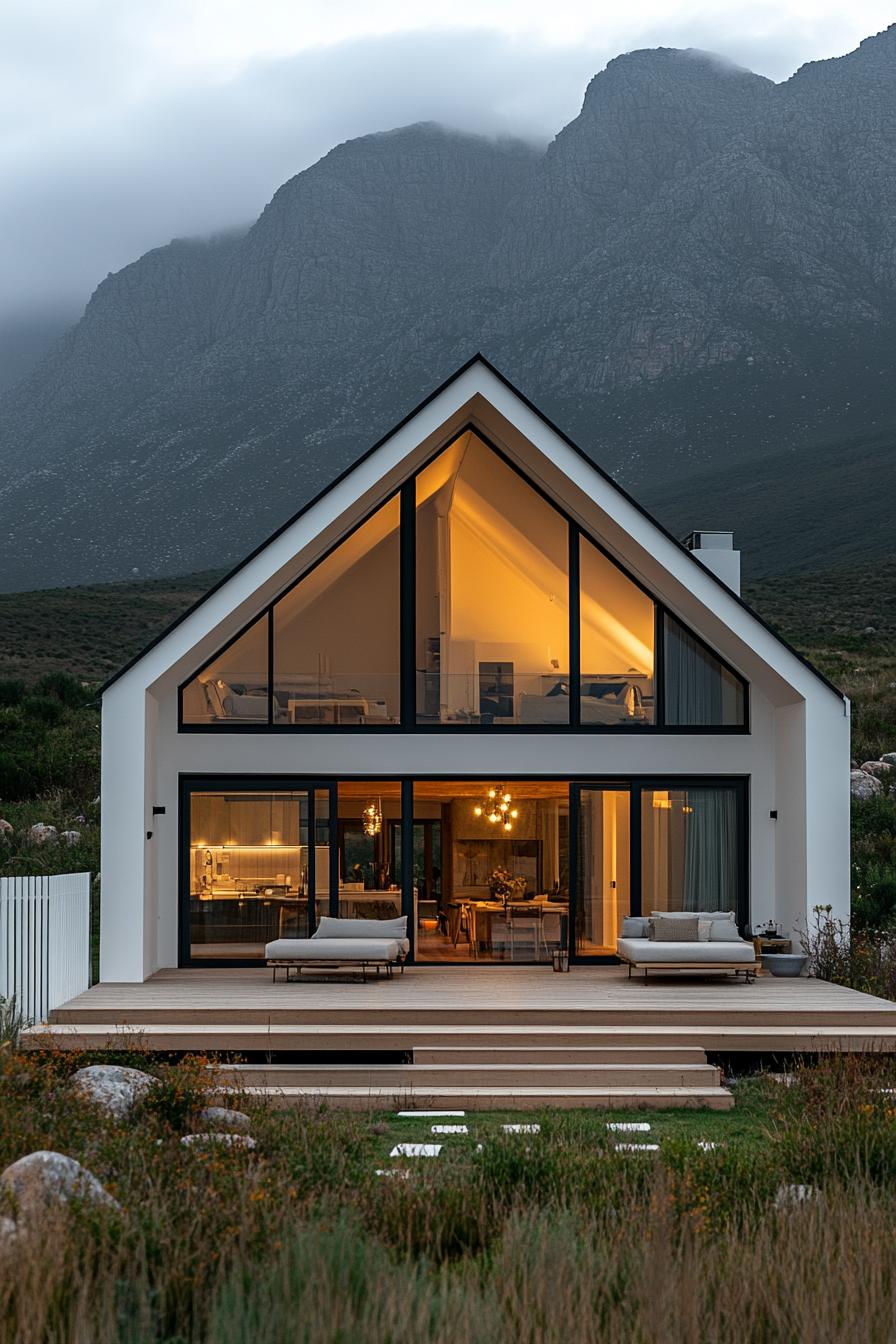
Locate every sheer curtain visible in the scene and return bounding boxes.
[664,615,744,726]
[682,788,738,911]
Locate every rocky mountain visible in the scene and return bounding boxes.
[1,28,896,590]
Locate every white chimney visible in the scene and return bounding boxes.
[683,530,741,595]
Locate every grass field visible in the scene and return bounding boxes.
[3,1049,896,1342]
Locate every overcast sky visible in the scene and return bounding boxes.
[2,1,893,324]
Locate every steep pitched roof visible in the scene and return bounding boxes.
[101,354,842,700]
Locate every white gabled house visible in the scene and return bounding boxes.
[99,357,850,981]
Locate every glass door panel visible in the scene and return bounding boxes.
[188,790,312,959]
[576,788,631,955]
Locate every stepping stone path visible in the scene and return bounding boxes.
[615,1143,659,1152]
[389,1143,442,1158]
[181,1133,256,1150]
[396,1111,464,1117]
[696,1141,719,1151]
[196,1106,251,1133]
[607,1122,651,1133]
[431,1125,468,1134]
[375,1169,411,1179]
[502,1124,540,1134]
[70,1065,157,1119]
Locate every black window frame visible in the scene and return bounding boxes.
[177,425,749,736]
[178,772,748,967]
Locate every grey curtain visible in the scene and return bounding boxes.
[683,788,738,911]
[664,615,741,726]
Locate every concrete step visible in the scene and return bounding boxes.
[21,1021,896,1054]
[225,1083,735,1111]
[413,1046,708,1065]
[220,1062,722,1089]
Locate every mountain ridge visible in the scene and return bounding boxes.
[1,27,895,590]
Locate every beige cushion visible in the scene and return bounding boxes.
[617,937,755,965]
[650,910,734,922]
[697,918,713,943]
[265,937,401,961]
[315,915,407,942]
[709,920,742,942]
[649,916,701,942]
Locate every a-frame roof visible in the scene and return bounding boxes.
[101,354,842,700]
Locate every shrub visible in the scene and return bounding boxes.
[21,696,65,725]
[0,678,25,707]
[34,670,90,708]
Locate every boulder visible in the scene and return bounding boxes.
[0,1215,17,1246]
[28,823,58,844]
[861,761,893,778]
[881,753,896,767]
[59,830,82,846]
[196,1106,251,1133]
[181,1133,256,1150]
[0,1152,119,1221]
[851,770,882,799]
[70,1064,156,1119]
[0,819,12,840]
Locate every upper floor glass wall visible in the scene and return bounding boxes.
[273,497,400,725]
[415,434,569,725]
[181,613,269,724]
[580,537,655,725]
[180,432,747,731]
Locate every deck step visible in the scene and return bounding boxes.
[225,1084,735,1111]
[412,1046,708,1064]
[21,1021,896,1054]
[220,1062,722,1089]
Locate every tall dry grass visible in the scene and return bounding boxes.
[4,1052,896,1342]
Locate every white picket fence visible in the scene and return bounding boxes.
[0,872,91,1023]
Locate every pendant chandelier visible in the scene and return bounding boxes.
[362,798,383,837]
[474,785,518,833]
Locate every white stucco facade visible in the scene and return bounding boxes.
[100,359,850,982]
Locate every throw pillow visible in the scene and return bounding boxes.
[697,918,713,943]
[621,916,649,939]
[650,916,701,942]
[708,919,741,942]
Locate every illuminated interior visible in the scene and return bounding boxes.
[181,432,744,730]
[415,433,570,724]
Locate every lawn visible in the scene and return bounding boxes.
[4,1049,896,1342]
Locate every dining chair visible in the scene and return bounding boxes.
[508,905,541,961]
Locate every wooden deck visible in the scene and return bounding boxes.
[24,966,896,1110]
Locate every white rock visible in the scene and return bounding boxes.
[502,1124,540,1134]
[375,1168,410,1179]
[0,820,12,840]
[616,1143,660,1153]
[389,1143,441,1157]
[0,1151,119,1220]
[70,1064,156,1119]
[774,1184,820,1210]
[850,770,882,799]
[59,830,82,846]
[431,1124,468,1134]
[861,761,893,778]
[28,823,58,844]
[880,753,896,767]
[181,1133,256,1150]
[196,1106,251,1133]
[607,1122,651,1133]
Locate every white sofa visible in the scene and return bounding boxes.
[616,911,760,982]
[265,915,409,982]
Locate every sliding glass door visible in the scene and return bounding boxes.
[185,786,333,962]
[575,787,631,955]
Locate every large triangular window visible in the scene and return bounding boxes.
[415,432,569,724]
[663,614,746,726]
[182,614,269,724]
[272,495,400,725]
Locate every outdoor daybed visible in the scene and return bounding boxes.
[265,915,409,982]
[616,911,760,982]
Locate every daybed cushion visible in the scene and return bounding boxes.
[265,937,401,961]
[314,915,409,953]
[621,916,649,938]
[650,910,734,922]
[616,937,756,965]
